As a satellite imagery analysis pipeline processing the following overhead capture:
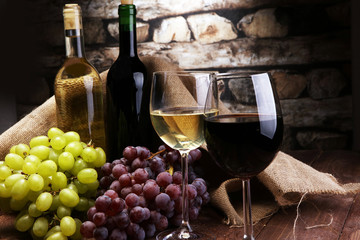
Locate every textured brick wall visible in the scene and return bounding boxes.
[19,0,351,150]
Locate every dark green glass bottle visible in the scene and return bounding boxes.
[105,2,155,160]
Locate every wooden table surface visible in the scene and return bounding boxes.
[1,150,360,240]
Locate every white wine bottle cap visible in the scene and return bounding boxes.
[121,0,133,5]
[63,4,82,30]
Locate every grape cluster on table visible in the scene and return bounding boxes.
[81,145,210,240]
[0,127,105,240]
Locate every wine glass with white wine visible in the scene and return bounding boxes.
[150,71,218,240]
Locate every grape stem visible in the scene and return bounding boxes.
[146,148,166,160]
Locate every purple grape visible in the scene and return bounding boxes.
[111,159,123,167]
[107,197,125,216]
[100,176,113,189]
[130,206,146,223]
[80,221,96,238]
[149,156,166,173]
[165,184,181,200]
[109,228,127,240]
[93,212,107,226]
[125,193,140,208]
[172,171,182,185]
[165,150,180,164]
[120,186,132,199]
[189,206,199,220]
[105,216,117,232]
[156,172,172,187]
[192,178,207,195]
[104,189,119,200]
[150,210,161,223]
[109,180,122,194]
[143,223,156,238]
[133,227,145,240]
[101,163,112,176]
[131,157,147,170]
[189,148,202,162]
[138,196,147,207]
[123,146,138,161]
[155,215,168,231]
[136,146,150,160]
[93,226,108,240]
[187,184,198,200]
[143,180,160,200]
[133,168,149,184]
[95,195,112,212]
[201,191,210,205]
[112,164,128,179]
[114,211,130,229]
[126,222,140,237]
[119,173,132,187]
[155,193,171,211]
[87,206,97,221]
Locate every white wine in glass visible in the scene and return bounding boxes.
[150,71,218,240]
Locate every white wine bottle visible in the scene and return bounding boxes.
[55,4,105,149]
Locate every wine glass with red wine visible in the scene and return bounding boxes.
[204,72,283,240]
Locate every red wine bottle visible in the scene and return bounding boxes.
[105,0,157,160]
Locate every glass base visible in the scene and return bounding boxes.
[156,228,214,240]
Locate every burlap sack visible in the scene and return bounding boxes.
[1,56,360,228]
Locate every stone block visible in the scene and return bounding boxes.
[238,8,288,38]
[296,131,348,150]
[281,96,352,131]
[270,70,307,99]
[153,17,191,43]
[107,22,150,43]
[83,18,106,45]
[326,1,350,27]
[307,68,347,100]
[187,13,237,44]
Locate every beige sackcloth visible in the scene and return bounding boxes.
[1,56,360,227]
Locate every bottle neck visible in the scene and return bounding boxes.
[119,4,137,57]
[65,29,86,58]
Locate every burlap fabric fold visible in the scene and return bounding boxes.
[1,56,360,228]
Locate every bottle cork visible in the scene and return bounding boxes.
[121,0,133,5]
[63,4,82,30]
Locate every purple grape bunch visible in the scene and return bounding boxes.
[80,145,210,240]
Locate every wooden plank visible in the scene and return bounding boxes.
[340,194,360,240]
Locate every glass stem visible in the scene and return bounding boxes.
[242,179,254,240]
[179,150,192,236]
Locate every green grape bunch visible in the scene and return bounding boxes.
[0,127,106,240]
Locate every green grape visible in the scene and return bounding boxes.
[30,135,51,148]
[50,136,67,150]
[52,172,68,191]
[57,205,72,219]
[5,153,24,170]
[80,147,97,163]
[49,148,63,164]
[38,160,57,177]
[60,216,76,236]
[36,192,53,212]
[10,145,16,153]
[11,178,30,200]
[0,161,5,166]
[77,168,98,184]
[28,202,42,217]
[70,218,82,240]
[67,183,78,193]
[74,197,89,212]
[70,158,88,176]
[59,188,79,208]
[44,225,61,240]
[63,131,80,144]
[0,165,12,180]
[30,145,50,160]
[46,231,68,240]
[49,194,61,211]
[86,179,99,191]
[10,197,29,211]
[4,173,24,188]
[88,199,95,208]
[25,154,41,165]
[64,141,83,158]
[22,161,38,175]
[15,213,34,232]
[27,190,42,202]
[48,127,64,139]
[73,179,88,194]
[0,182,12,198]
[93,147,106,168]
[43,176,52,191]
[15,143,30,158]
[58,152,75,171]
[28,174,45,192]
[32,216,49,237]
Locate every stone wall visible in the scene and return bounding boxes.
[18,0,351,151]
